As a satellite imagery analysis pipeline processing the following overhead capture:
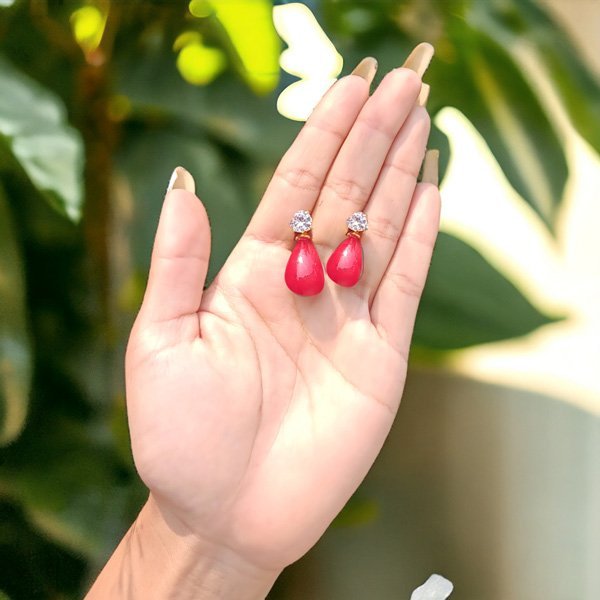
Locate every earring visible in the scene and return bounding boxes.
[326,212,368,287]
[285,210,324,296]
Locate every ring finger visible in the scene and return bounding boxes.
[361,102,431,298]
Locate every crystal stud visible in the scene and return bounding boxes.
[346,211,368,232]
[290,210,313,234]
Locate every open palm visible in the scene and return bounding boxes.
[125,51,440,574]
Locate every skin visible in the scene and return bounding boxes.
[87,65,441,599]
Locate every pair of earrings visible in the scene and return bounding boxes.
[285,210,368,296]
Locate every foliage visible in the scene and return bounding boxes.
[0,0,597,597]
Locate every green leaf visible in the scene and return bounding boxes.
[210,0,281,94]
[541,46,600,157]
[437,25,567,230]
[0,416,144,561]
[116,43,298,164]
[469,0,600,157]
[204,77,300,162]
[413,233,559,350]
[0,184,31,446]
[0,56,84,221]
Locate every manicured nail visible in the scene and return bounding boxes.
[418,83,430,107]
[167,166,195,194]
[351,57,378,85]
[421,150,439,186]
[402,42,434,78]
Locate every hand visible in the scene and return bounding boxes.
[124,46,440,592]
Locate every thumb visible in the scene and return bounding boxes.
[138,167,211,332]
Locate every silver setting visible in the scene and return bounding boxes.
[290,210,312,234]
[346,211,368,232]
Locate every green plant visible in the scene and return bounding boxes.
[0,1,597,597]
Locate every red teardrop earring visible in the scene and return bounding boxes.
[326,212,368,287]
[285,210,324,296]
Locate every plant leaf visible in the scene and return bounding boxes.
[116,44,298,163]
[0,415,145,560]
[437,25,567,230]
[210,0,281,94]
[468,0,600,157]
[413,233,559,350]
[0,56,84,222]
[0,184,31,446]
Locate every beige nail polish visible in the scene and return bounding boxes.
[351,57,378,85]
[418,83,430,107]
[421,150,439,186]
[167,166,196,194]
[402,42,435,78]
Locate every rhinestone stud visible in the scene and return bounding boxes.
[290,210,312,234]
[346,211,368,232]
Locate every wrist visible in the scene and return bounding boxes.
[86,494,281,600]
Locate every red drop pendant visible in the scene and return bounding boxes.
[285,237,325,296]
[326,235,363,287]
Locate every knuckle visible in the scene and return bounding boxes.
[275,166,322,193]
[324,176,371,206]
[356,113,395,140]
[367,214,404,242]
[384,157,420,180]
[309,119,346,142]
[387,270,423,299]
[402,230,436,250]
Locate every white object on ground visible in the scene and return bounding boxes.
[410,574,454,600]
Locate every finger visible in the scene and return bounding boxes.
[312,43,434,245]
[370,178,441,358]
[361,103,431,296]
[138,167,210,334]
[244,58,377,245]
[311,67,422,242]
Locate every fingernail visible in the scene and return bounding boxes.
[351,57,378,85]
[167,166,196,194]
[418,83,430,107]
[402,42,434,78]
[421,150,439,186]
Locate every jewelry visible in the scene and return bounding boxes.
[285,210,324,296]
[326,212,368,287]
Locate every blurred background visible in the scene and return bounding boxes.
[0,0,599,598]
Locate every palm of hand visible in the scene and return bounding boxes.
[126,67,440,571]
